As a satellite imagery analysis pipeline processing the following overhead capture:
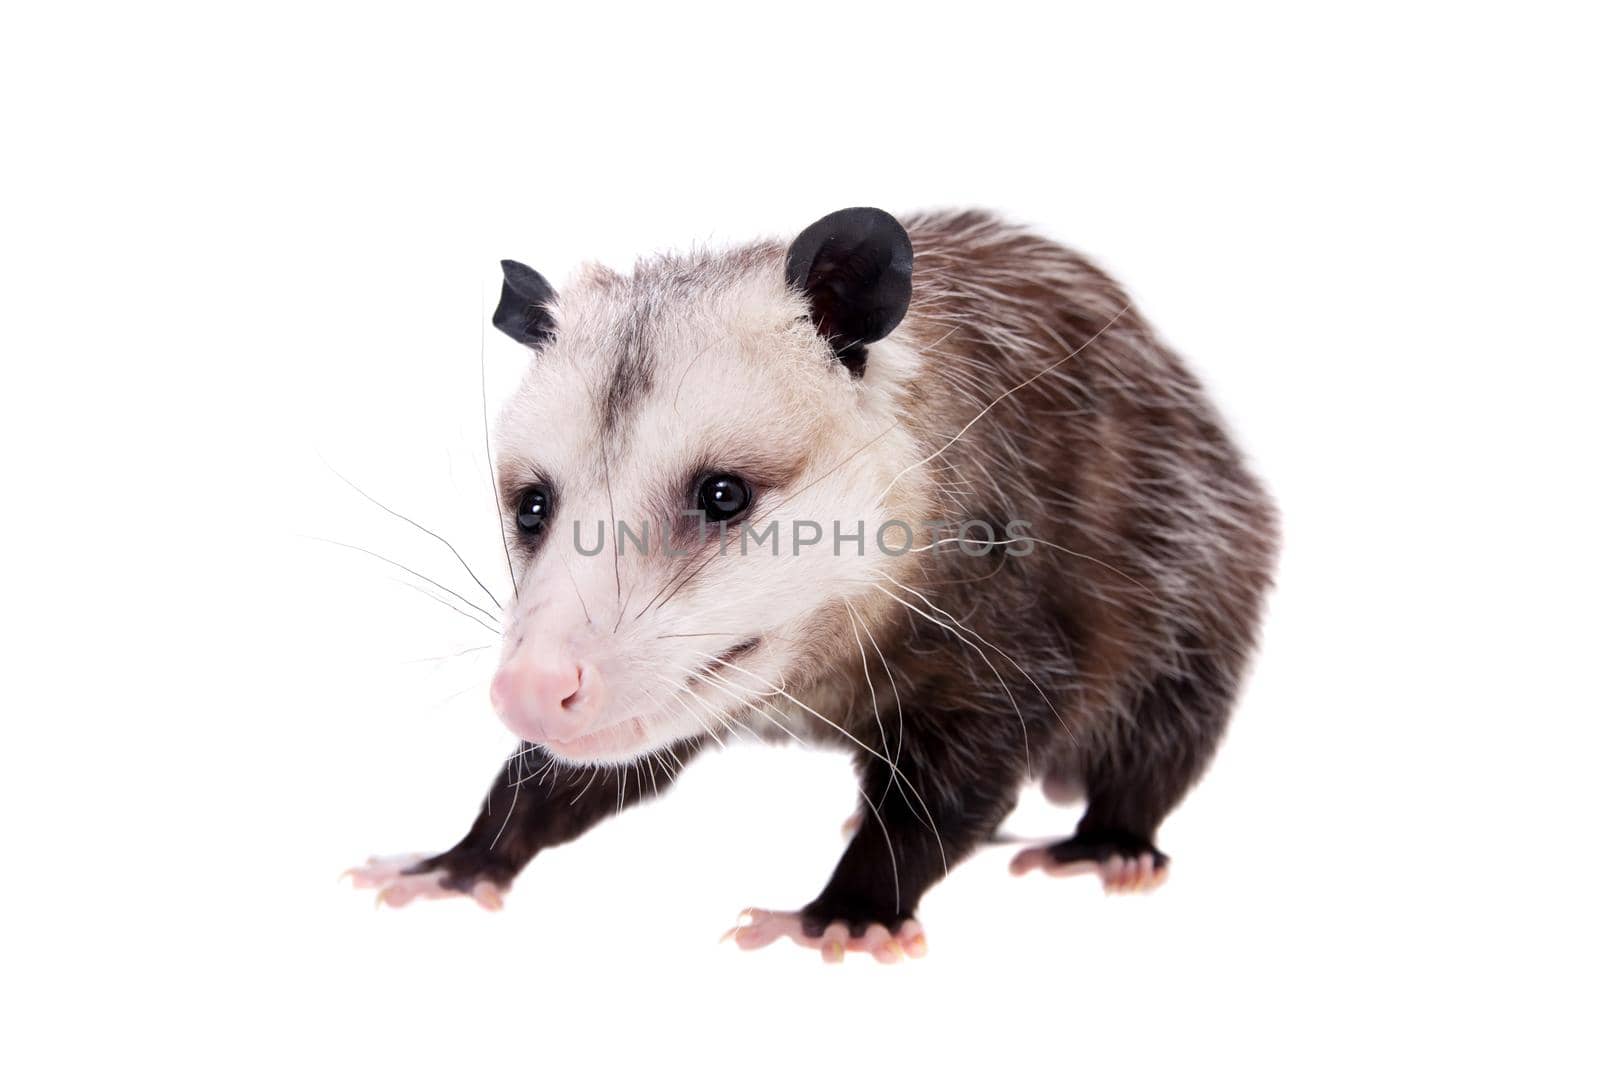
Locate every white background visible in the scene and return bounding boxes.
[4,3,1596,1064]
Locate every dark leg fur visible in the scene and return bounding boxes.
[800,712,1027,937]
[1042,827,1168,870]
[407,740,701,892]
[1041,638,1242,874]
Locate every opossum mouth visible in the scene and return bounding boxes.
[540,713,660,761]
[543,638,762,761]
[688,636,762,687]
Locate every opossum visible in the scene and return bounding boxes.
[348,207,1279,963]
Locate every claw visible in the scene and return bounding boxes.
[720,907,756,943]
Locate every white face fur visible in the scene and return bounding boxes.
[491,253,926,765]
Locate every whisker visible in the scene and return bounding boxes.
[310,536,501,628]
[694,667,906,908]
[401,582,500,635]
[569,765,602,807]
[913,534,1155,598]
[845,600,918,820]
[643,550,719,619]
[399,644,494,665]
[488,766,522,850]
[558,549,593,626]
[876,570,1077,744]
[875,303,1132,510]
[871,580,1034,776]
[481,291,517,602]
[666,689,730,748]
[705,656,946,876]
[323,460,504,613]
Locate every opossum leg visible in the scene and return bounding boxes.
[348,739,701,908]
[1013,644,1235,893]
[734,715,1023,960]
[1009,828,1170,893]
[1008,735,1184,894]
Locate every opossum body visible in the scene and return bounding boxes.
[350,208,1279,961]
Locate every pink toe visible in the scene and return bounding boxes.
[821,922,849,963]
[898,920,928,959]
[733,922,780,950]
[871,941,903,964]
[859,924,896,963]
[1010,847,1046,875]
[1048,858,1096,878]
[733,928,771,950]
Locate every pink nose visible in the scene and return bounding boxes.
[490,653,604,744]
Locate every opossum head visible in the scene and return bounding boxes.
[488,208,926,764]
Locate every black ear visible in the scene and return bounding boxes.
[492,260,558,348]
[785,207,913,376]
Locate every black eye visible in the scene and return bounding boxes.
[696,474,752,522]
[515,485,552,539]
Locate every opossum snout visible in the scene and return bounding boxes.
[491,651,605,744]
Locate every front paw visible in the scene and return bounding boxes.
[722,907,927,964]
[344,852,506,911]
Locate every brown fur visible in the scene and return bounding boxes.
[801,210,1277,804]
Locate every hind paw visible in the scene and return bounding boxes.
[1010,835,1169,894]
[344,853,505,911]
[721,908,928,964]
